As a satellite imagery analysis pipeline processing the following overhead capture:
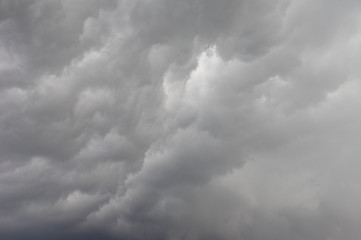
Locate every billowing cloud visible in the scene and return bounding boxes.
[1,0,361,239]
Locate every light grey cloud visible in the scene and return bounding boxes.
[1,0,361,239]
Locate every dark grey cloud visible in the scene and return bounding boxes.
[1,0,361,239]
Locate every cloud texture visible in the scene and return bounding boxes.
[1,0,361,239]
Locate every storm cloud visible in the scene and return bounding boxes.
[1,0,361,239]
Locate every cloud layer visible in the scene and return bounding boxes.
[1,0,361,239]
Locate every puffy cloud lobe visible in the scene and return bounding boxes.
[1,0,361,239]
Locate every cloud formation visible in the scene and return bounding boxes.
[1,0,361,239]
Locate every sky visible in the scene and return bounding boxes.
[0,0,361,239]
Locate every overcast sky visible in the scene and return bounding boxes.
[1,0,361,239]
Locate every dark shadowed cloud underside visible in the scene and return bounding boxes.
[1,0,361,239]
